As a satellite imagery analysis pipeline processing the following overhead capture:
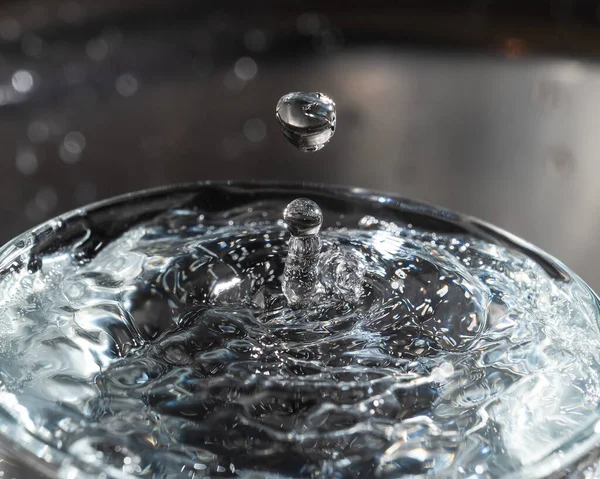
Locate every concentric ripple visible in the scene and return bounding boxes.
[0,187,599,478]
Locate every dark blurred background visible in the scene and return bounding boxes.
[3,1,600,476]
[3,0,600,286]
[0,1,599,282]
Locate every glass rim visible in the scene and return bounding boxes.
[0,180,573,282]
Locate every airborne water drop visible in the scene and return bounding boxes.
[276,91,336,152]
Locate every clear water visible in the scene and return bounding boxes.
[281,198,324,306]
[0,185,599,478]
[275,92,336,152]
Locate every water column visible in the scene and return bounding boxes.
[281,198,323,305]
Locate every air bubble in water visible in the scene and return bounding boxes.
[276,92,336,152]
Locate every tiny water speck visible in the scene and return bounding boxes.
[60,131,86,164]
[276,91,336,152]
[243,118,266,143]
[27,120,49,143]
[244,29,267,52]
[11,70,34,93]
[86,37,109,61]
[0,18,20,41]
[234,56,257,81]
[115,73,138,97]
[15,147,38,175]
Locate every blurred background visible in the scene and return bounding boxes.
[0,0,599,284]
[2,1,600,476]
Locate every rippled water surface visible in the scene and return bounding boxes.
[0,185,599,478]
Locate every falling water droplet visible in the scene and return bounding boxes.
[282,198,323,305]
[276,92,336,152]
